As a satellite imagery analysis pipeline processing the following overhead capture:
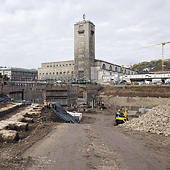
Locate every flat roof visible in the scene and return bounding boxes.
[41,60,74,64]
[74,20,95,26]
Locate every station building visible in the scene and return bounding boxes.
[0,67,38,81]
[38,19,136,83]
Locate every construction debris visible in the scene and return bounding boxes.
[0,103,23,116]
[0,103,42,142]
[0,120,28,131]
[6,121,28,131]
[121,100,170,136]
[0,130,19,142]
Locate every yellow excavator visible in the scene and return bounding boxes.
[114,108,128,126]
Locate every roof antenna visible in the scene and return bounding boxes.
[83,14,86,21]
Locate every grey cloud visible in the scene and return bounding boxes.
[0,0,170,68]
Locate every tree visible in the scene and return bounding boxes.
[3,75,9,81]
[131,59,170,73]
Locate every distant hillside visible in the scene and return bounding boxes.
[131,59,170,73]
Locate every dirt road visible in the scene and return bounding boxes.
[22,109,169,170]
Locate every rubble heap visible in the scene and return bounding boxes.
[0,104,42,142]
[122,100,170,136]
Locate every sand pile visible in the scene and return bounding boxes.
[122,100,170,136]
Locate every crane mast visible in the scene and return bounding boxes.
[161,42,170,73]
[137,41,170,73]
[162,43,164,72]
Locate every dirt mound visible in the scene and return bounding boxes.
[122,100,170,136]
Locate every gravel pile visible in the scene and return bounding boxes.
[122,100,170,136]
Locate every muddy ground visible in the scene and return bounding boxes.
[0,105,169,170]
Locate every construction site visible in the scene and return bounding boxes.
[0,9,170,170]
[0,82,169,170]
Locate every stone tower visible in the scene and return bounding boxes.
[74,19,95,81]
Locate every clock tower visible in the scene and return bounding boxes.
[74,18,95,81]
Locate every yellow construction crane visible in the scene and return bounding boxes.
[137,41,170,73]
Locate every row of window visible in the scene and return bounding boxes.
[102,64,120,71]
[11,77,35,81]
[1,72,36,76]
[102,64,133,74]
[46,63,74,68]
[79,24,94,33]
[39,71,74,75]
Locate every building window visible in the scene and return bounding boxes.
[79,25,83,31]
[115,67,117,72]
[78,25,84,34]
[91,25,94,35]
[47,66,49,67]
[56,72,58,75]
[109,65,112,71]
[60,72,62,74]
[102,64,106,70]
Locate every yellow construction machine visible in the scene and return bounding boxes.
[114,108,128,126]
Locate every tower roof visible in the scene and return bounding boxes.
[74,20,95,26]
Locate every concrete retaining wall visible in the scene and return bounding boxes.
[1,82,78,106]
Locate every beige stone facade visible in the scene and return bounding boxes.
[38,60,74,81]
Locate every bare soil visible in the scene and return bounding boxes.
[0,107,169,170]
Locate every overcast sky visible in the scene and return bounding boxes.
[0,0,170,69]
